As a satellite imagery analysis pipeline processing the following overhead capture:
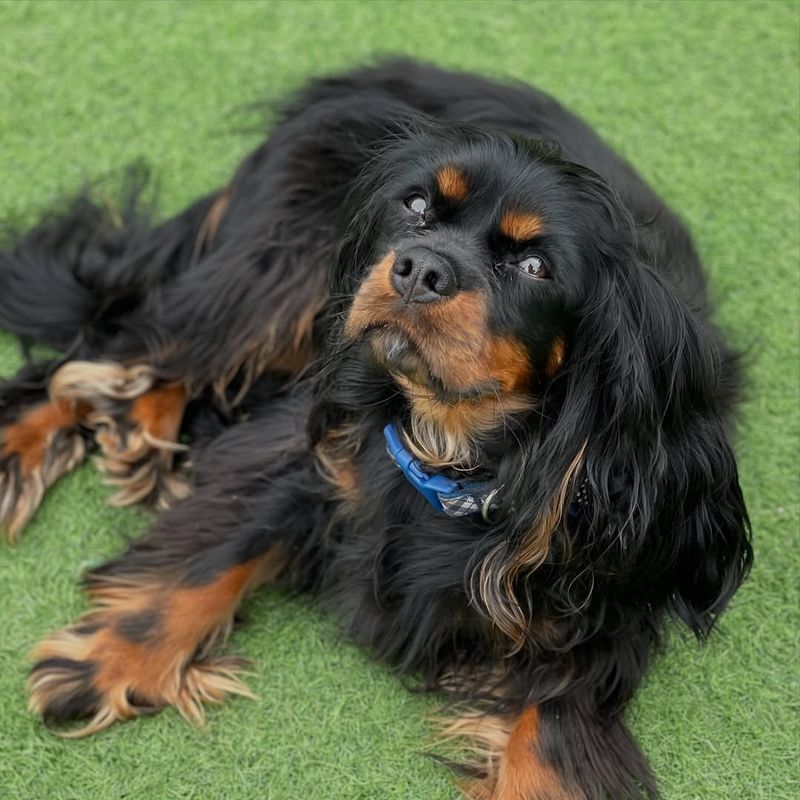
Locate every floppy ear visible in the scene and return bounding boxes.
[477,168,752,645]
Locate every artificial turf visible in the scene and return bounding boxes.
[0,1,798,798]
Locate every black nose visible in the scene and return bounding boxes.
[391,248,458,303]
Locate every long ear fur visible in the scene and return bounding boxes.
[477,166,752,645]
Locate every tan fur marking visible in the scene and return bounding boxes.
[0,400,86,541]
[192,184,232,263]
[441,711,513,799]
[500,210,545,242]
[2,401,77,474]
[29,551,287,736]
[478,442,587,648]
[485,336,534,393]
[495,708,577,799]
[50,361,155,404]
[545,337,566,379]
[436,165,470,201]
[315,425,363,502]
[49,361,190,509]
[441,708,578,800]
[130,383,187,445]
[343,251,395,338]
[396,375,532,469]
[517,443,586,569]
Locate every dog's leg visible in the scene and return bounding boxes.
[29,548,280,735]
[444,698,656,800]
[0,359,192,539]
[0,361,87,541]
[28,415,319,734]
[443,708,580,800]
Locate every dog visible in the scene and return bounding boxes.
[0,60,751,799]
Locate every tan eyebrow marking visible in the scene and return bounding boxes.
[545,336,566,379]
[500,210,545,242]
[435,166,469,201]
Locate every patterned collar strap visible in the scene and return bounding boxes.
[383,423,496,518]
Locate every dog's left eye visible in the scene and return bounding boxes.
[405,194,428,219]
[518,254,550,279]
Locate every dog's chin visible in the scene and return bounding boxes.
[366,326,433,387]
[365,326,490,403]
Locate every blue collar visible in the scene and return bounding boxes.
[383,423,497,519]
[384,423,593,523]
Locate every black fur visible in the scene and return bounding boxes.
[28,658,100,723]
[2,60,751,799]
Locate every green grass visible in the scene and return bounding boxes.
[0,1,797,798]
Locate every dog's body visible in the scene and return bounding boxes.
[0,61,750,799]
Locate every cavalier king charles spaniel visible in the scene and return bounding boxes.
[0,60,751,799]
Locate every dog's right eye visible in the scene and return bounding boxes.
[404,195,428,219]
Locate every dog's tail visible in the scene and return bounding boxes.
[0,166,217,355]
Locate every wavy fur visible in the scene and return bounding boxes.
[1,60,751,799]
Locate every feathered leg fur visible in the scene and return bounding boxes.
[28,407,323,733]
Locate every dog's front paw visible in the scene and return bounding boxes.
[28,599,255,735]
[50,361,190,510]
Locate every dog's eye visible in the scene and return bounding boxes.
[405,194,428,219]
[518,254,550,279]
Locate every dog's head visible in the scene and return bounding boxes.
[340,134,576,457]
[329,126,751,648]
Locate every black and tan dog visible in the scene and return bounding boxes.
[0,60,751,799]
